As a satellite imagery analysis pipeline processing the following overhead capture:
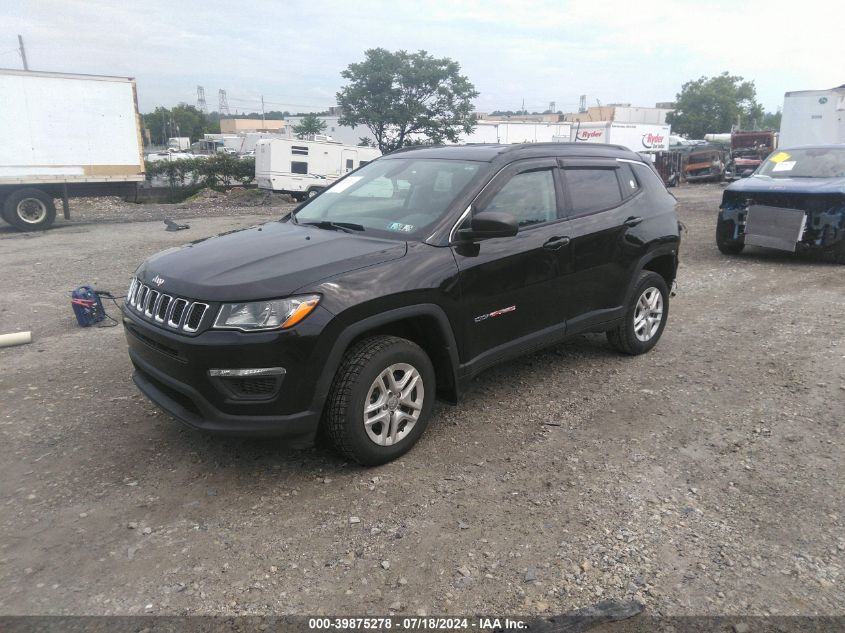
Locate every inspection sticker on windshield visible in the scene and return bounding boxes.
[328,176,362,193]
[769,151,791,164]
[772,161,796,172]
[388,222,415,233]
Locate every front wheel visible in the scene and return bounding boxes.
[324,335,435,466]
[716,214,744,255]
[607,271,669,356]
[3,188,57,231]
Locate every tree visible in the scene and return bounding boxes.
[336,48,479,152]
[666,72,764,138]
[142,104,211,144]
[170,104,209,142]
[293,113,328,138]
[761,110,782,131]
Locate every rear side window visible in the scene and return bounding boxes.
[291,161,308,174]
[564,168,623,215]
[480,169,557,227]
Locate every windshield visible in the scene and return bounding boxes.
[757,147,845,179]
[293,158,484,239]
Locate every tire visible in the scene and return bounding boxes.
[821,240,845,265]
[607,271,669,356]
[324,335,435,466]
[716,214,744,255]
[3,188,57,231]
[307,188,323,199]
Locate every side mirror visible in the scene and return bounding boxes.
[456,211,519,241]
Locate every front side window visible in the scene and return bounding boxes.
[479,169,557,227]
[294,158,484,240]
[564,168,623,215]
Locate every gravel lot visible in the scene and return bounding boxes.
[0,185,842,617]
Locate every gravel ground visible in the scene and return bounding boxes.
[0,184,842,617]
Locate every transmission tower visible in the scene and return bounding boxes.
[196,86,207,114]
[218,89,230,116]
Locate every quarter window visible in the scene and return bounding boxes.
[618,164,640,197]
[564,168,623,214]
[480,169,557,227]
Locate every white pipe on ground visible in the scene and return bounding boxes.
[0,331,32,348]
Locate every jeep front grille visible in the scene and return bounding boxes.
[126,277,210,334]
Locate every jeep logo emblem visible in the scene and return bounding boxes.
[152,276,165,286]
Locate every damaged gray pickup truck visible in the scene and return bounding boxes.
[716,145,845,263]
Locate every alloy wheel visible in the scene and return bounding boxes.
[363,363,424,446]
[633,287,663,342]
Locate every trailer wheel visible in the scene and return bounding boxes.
[307,187,324,199]
[3,188,57,231]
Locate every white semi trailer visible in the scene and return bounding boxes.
[255,138,381,200]
[0,68,145,230]
[570,121,671,153]
[779,85,845,147]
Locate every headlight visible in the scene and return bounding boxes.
[213,295,320,331]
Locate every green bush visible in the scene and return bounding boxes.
[144,155,256,199]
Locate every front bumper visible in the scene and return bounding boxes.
[123,304,337,444]
[719,204,845,253]
[131,351,319,443]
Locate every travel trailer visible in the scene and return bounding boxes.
[255,138,381,200]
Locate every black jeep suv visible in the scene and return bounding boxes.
[123,143,680,465]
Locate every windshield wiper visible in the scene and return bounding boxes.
[301,220,365,233]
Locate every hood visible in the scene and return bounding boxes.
[726,175,845,196]
[136,221,407,302]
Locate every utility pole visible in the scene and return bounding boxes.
[18,34,29,70]
[261,95,266,126]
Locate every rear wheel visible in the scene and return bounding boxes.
[3,188,57,231]
[324,335,435,466]
[607,271,669,356]
[716,214,744,255]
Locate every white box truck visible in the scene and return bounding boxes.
[460,121,573,144]
[779,85,845,147]
[570,121,671,152]
[167,137,191,151]
[255,138,380,200]
[0,68,145,230]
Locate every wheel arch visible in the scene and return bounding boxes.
[623,248,678,307]
[313,305,461,410]
[641,252,678,288]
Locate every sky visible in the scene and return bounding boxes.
[1,0,842,115]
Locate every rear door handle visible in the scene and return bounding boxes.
[543,236,570,250]
[624,216,643,227]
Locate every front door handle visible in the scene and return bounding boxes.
[624,216,643,227]
[543,236,570,250]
